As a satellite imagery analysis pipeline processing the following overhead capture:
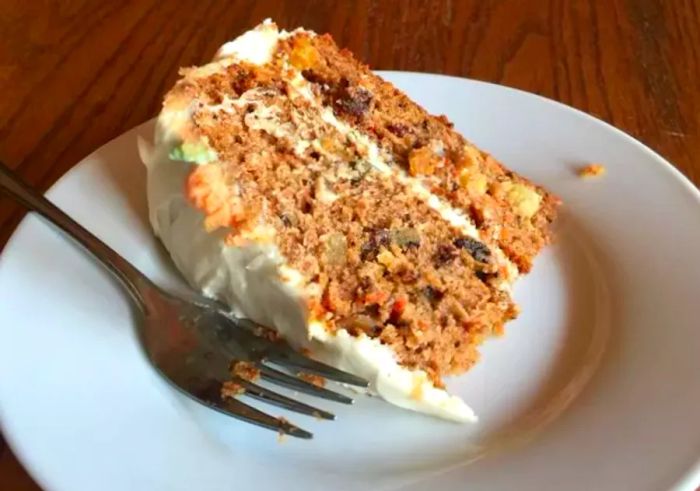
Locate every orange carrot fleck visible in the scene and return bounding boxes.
[362,291,390,305]
[391,295,408,316]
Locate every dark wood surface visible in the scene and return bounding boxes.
[1,1,699,488]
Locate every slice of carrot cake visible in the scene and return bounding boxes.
[140,19,559,423]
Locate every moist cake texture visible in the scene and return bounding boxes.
[140,20,559,422]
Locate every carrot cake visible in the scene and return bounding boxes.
[139,19,559,423]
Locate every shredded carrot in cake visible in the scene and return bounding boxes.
[186,164,256,232]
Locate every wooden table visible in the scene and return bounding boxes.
[1,1,698,488]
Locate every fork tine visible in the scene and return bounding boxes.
[234,377,335,420]
[266,350,369,388]
[259,365,354,404]
[222,316,369,388]
[217,396,313,439]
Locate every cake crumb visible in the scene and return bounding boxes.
[578,163,606,178]
[221,381,245,399]
[277,417,289,443]
[299,372,326,387]
[232,361,261,381]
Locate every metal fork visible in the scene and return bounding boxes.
[0,162,368,439]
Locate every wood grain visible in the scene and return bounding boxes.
[1,1,699,488]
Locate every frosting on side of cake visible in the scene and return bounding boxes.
[139,133,310,348]
[139,20,507,423]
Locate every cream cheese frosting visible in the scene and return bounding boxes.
[140,20,486,423]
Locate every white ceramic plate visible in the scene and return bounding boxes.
[1,72,699,491]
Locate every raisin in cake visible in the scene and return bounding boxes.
[139,19,559,423]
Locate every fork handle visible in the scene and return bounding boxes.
[0,161,151,311]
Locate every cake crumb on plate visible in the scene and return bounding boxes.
[578,163,607,178]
